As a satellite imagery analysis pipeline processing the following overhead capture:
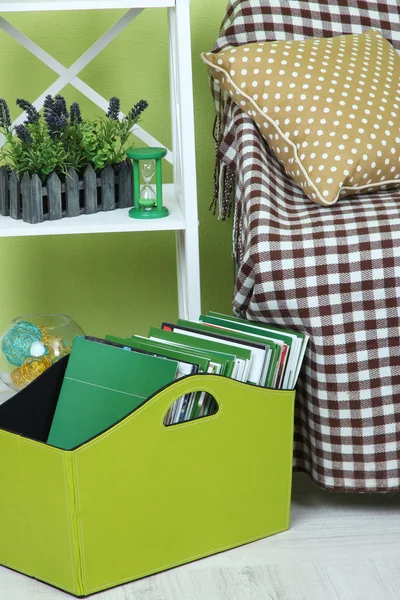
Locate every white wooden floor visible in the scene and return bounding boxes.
[0,471,399,600]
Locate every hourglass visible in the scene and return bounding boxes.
[140,159,156,206]
[126,147,169,219]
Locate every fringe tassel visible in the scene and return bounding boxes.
[232,187,244,262]
[210,159,220,216]
[210,116,221,215]
[210,159,235,220]
[210,113,236,220]
[220,166,235,221]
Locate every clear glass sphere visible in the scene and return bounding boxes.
[0,313,84,391]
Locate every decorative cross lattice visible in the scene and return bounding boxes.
[0,8,173,163]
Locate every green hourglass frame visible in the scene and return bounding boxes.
[126,147,169,219]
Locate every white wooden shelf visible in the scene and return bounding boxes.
[0,0,176,11]
[0,0,201,319]
[0,185,185,237]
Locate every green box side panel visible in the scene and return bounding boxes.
[0,432,26,569]
[0,432,79,595]
[73,375,295,596]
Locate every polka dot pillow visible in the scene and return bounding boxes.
[202,30,400,206]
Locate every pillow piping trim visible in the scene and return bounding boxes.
[202,52,400,206]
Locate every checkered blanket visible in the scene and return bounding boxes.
[210,0,400,492]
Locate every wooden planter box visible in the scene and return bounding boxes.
[0,162,133,224]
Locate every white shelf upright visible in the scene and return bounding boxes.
[0,0,201,319]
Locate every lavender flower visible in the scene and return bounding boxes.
[45,107,67,138]
[16,98,32,112]
[16,98,40,124]
[70,102,82,125]
[55,114,68,130]
[26,106,40,125]
[44,106,55,135]
[128,99,148,121]
[15,124,33,145]
[107,97,120,120]
[43,94,55,116]
[0,98,11,129]
[43,94,68,137]
[54,95,69,119]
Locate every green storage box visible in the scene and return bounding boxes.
[0,358,295,597]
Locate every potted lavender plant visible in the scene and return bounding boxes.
[0,95,148,223]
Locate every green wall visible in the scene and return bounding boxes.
[0,0,233,338]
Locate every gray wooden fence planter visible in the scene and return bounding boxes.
[0,161,133,224]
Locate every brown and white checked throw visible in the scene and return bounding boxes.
[209,0,400,492]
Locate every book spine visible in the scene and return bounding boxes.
[178,396,190,422]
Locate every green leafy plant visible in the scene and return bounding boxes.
[0,95,149,182]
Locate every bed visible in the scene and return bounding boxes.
[207,0,400,492]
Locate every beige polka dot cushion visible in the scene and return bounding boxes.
[202,30,400,206]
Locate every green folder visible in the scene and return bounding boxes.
[106,334,211,374]
[209,311,306,339]
[148,328,244,418]
[106,334,212,422]
[131,335,215,420]
[208,311,310,389]
[148,327,240,378]
[47,337,179,450]
[198,315,282,387]
[174,319,275,386]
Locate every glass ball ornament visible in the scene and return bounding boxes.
[0,314,84,391]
